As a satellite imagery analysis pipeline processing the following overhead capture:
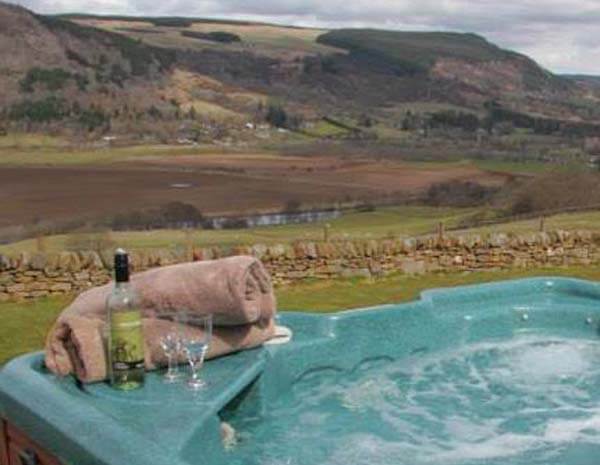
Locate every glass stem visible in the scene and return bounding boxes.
[189,359,198,380]
[166,354,176,376]
[189,355,205,381]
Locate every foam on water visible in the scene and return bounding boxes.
[226,335,600,465]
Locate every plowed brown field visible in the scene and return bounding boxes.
[0,153,509,227]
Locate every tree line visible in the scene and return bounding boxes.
[401,101,600,138]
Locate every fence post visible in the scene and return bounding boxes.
[35,234,46,253]
[184,228,194,261]
[324,223,331,242]
[437,221,445,242]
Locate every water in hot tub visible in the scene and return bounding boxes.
[226,334,600,465]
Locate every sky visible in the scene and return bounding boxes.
[9,0,600,75]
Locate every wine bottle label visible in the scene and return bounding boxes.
[111,311,144,368]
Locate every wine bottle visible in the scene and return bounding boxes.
[106,248,145,390]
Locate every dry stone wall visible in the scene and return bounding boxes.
[1,230,599,301]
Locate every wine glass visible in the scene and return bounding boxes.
[181,313,213,390]
[157,312,184,383]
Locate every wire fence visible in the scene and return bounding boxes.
[443,203,600,235]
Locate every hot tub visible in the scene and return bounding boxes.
[2,277,600,465]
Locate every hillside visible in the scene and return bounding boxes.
[1,3,600,141]
[563,74,600,93]
[0,3,181,134]
[317,29,568,94]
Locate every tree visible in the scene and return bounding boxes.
[79,105,109,132]
[283,199,302,213]
[265,101,287,128]
[358,113,373,128]
[147,105,162,120]
[9,97,68,123]
[401,110,418,130]
[160,202,203,226]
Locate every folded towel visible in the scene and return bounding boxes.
[44,256,277,383]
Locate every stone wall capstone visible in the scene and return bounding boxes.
[0,230,599,301]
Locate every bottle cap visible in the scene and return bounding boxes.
[114,248,129,282]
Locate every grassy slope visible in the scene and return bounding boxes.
[74,17,339,57]
[465,210,600,235]
[0,206,477,254]
[317,29,512,71]
[3,266,600,366]
[5,206,600,256]
[316,29,564,93]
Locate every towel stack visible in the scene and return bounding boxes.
[44,256,276,383]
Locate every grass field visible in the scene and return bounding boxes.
[0,295,70,367]
[3,207,600,256]
[464,210,600,235]
[76,17,342,59]
[2,266,600,366]
[0,133,71,150]
[471,159,584,175]
[0,206,477,254]
[0,137,219,165]
[304,120,350,138]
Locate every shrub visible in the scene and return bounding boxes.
[109,64,128,86]
[355,203,377,213]
[66,49,92,67]
[79,107,109,131]
[74,74,89,91]
[160,202,203,225]
[425,181,499,207]
[180,31,242,43]
[19,67,89,93]
[283,199,302,213]
[111,202,203,230]
[220,217,249,229]
[428,110,480,132]
[358,114,374,127]
[147,105,163,120]
[19,67,72,93]
[9,97,68,122]
[149,18,193,27]
[510,195,534,215]
[265,102,287,128]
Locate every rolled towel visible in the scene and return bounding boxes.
[51,256,276,326]
[45,256,277,383]
[46,317,275,383]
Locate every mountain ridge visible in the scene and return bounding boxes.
[1,1,598,140]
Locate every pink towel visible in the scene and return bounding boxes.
[45,256,276,383]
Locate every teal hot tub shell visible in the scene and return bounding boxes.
[3,277,600,465]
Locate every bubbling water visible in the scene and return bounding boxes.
[227,335,600,465]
